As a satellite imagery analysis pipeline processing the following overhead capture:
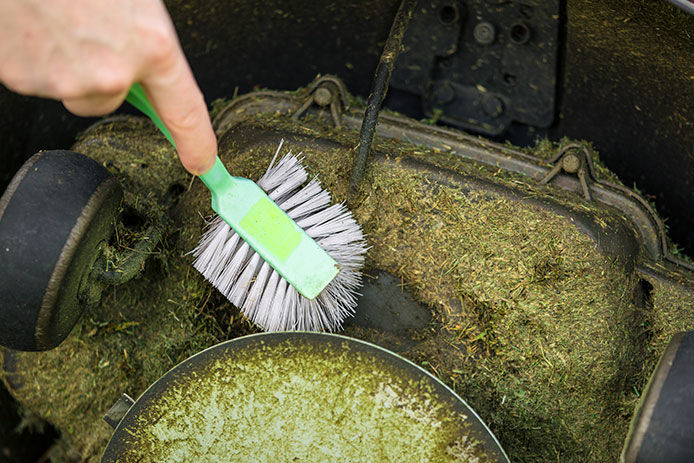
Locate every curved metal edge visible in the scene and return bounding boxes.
[319,332,510,462]
[345,110,684,269]
[666,0,694,15]
[211,87,694,275]
[104,332,510,463]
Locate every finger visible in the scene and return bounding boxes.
[62,88,129,117]
[139,45,216,175]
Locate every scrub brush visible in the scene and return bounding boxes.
[126,85,367,331]
[192,141,367,331]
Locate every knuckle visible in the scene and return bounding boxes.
[166,102,204,132]
[93,70,131,95]
[144,27,177,67]
[1,74,21,93]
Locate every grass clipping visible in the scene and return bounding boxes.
[1,113,688,462]
[351,159,642,462]
[276,118,646,462]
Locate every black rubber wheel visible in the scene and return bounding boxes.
[622,331,694,463]
[0,150,122,351]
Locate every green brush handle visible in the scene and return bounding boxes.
[125,84,176,147]
[124,84,339,299]
[197,157,234,211]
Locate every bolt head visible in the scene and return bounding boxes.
[562,153,581,173]
[313,87,333,106]
[473,21,496,45]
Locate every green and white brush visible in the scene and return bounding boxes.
[126,85,366,331]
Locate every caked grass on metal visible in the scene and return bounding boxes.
[2,110,692,462]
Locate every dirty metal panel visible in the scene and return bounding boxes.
[391,0,560,135]
[388,0,462,95]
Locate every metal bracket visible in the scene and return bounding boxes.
[391,0,560,136]
[91,221,164,287]
[292,75,348,127]
[541,144,597,201]
[104,393,135,429]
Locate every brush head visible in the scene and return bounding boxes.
[199,156,339,300]
[192,142,367,332]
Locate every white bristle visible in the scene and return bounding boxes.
[191,141,368,332]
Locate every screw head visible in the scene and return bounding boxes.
[313,86,333,106]
[473,21,496,45]
[562,153,581,173]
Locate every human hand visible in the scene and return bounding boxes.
[0,0,216,175]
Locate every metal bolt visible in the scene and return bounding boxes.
[473,21,496,45]
[562,153,581,173]
[313,86,333,106]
